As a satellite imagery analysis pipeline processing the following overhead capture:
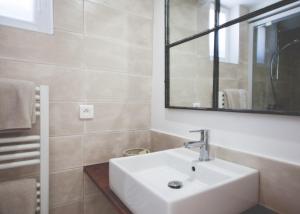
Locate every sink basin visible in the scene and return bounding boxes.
[109,148,258,214]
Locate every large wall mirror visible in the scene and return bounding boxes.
[165,0,300,115]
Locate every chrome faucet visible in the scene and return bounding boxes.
[184,129,210,161]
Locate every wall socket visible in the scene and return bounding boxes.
[80,105,94,119]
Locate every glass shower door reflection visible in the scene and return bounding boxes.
[252,11,300,113]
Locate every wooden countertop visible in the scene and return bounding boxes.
[84,163,132,214]
[84,163,276,214]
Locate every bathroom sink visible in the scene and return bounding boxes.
[109,148,258,214]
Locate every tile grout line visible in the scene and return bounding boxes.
[0,57,153,78]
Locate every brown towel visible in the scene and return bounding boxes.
[0,78,36,131]
[0,178,37,214]
[224,89,248,109]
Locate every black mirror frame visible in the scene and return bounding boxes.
[165,0,300,116]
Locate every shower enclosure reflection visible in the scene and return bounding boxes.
[252,12,300,112]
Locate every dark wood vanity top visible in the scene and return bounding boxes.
[84,163,133,214]
[84,163,276,214]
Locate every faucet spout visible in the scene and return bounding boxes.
[184,141,204,149]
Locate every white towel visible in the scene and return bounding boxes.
[0,178,37,214]
[224,89,248,109]
[0,78,36,131]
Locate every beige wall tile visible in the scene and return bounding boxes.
[0,59,86,102]
[85,71,127,100]
[85,1,126,40]
[151,130,185,152]
[50,168,83,207]
[127,47,153,76]
[86,1,153,47]
[54,0,84,33]
[83,36,126,72]
[0,27,83,67]
[219,79,240,91]
[50,201,83,214]
[85,103,150,132]
[50,136,83,172]
[54,103,84,136]
[83,131,150,165]
[85,0,152,49]
[84,192,117,214]
[127,75,152,102]
[87,0,153,19]
[124,0,153,19]
[83,37,152,75]
[85,70,151,102]
[169,0,199,32]
[126,15,153,48]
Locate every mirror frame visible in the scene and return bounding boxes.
[165,0,300,116]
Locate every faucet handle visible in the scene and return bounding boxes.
[189,129,209,142]
[189,129,204,133]
[189,129,209,133]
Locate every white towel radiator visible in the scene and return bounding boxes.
[0,85,49,214]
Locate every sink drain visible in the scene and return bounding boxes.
[168,181,183,189]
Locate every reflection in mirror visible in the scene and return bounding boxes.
[169,34,213,108]
[252,11,300,112]
[169,0,214,43]
[219,8,300,113]
[218,19,249,110]
[220,0,283,22]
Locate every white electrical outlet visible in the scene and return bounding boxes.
[80,105,94,119]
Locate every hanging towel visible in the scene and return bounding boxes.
[0,178,37,214]
[0,78,36,131]
[224,89,248,109]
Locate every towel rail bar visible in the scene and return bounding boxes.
[0,151,40,161]
[0,159,40,170]
[0,143,40,152]
[0,135,40,144]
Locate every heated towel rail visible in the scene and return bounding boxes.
[218,91,225,108]
[0,85,49,214]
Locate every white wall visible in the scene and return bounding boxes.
[151,0,300,165]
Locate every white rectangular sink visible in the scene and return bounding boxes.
[109,148,258,214]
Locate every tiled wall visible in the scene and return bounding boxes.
[151,130,300,214]
[0,0,153,213]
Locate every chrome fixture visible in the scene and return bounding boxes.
[184,130,210,161]
[270,39,300,80]
[268,39,300,110]
[168,180,183,189]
